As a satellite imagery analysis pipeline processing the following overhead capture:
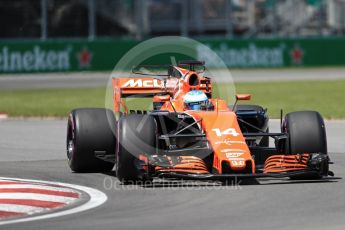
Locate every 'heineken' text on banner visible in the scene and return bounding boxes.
[197,43,285,67]
[0,46,71,72]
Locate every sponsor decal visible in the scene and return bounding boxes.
[0,46,71,72]
[215,139,246,145]
[231,160,245,167]
[178,114,187,119]
[122,79,162,88]
[227,158,246,161]
[165,78,179,88]
[225,152,244,158]
[221,149,245,153]
[197,43,285,67]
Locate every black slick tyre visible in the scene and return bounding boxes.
[283,111,328,179]
[67,108,116,172]
[116,114,156,184]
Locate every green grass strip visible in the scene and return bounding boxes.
[0,80,344,119]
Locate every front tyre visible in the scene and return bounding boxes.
[116,114,156,184]
[67,108,116,172]
[283,111,327,155]
[283,111,328,179]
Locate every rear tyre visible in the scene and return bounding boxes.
[116,114,156,184]
[67,108,116,172]
[282,111,328,179]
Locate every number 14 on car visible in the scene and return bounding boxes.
[212,128,240,137]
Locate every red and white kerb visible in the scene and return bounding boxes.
[0,179,80,219]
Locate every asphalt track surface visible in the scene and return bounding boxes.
[1,67,345,90]
[0,118,344,230]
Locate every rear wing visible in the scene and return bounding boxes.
[112,74,212,113]
[113,78,165,96]
[112,77,165,112]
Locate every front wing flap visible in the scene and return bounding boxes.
[150,153,335,180]
[157,170,336,181]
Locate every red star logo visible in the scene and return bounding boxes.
[78,48,92,68]
[290,46,304,64]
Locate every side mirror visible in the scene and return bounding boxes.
[232,94,251,111]
[236,94,251,101]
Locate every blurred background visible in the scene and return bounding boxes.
[1,0,345,118]
[1,0,345,39]
[2,0,345,72]
[1,0,345,73]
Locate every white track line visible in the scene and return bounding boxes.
[0,204,45,215]
[0,177,107,226]
[0,193,76,203]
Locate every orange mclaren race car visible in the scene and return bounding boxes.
[66,60,334,184]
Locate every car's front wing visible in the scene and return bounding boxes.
[156,170,336,181]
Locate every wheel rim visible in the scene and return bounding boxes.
[67,140,74,160]
[67,118,76,161]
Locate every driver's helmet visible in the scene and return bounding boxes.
[184,90,209,110]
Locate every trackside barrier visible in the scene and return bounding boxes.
[1,38,345,73]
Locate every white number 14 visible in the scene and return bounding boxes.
[212,128,240,137]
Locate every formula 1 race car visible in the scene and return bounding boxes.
[67,60,333,184]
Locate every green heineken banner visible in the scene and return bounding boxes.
[0,39,137,73]
[0,38,345,73]
[198,38,345,67]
